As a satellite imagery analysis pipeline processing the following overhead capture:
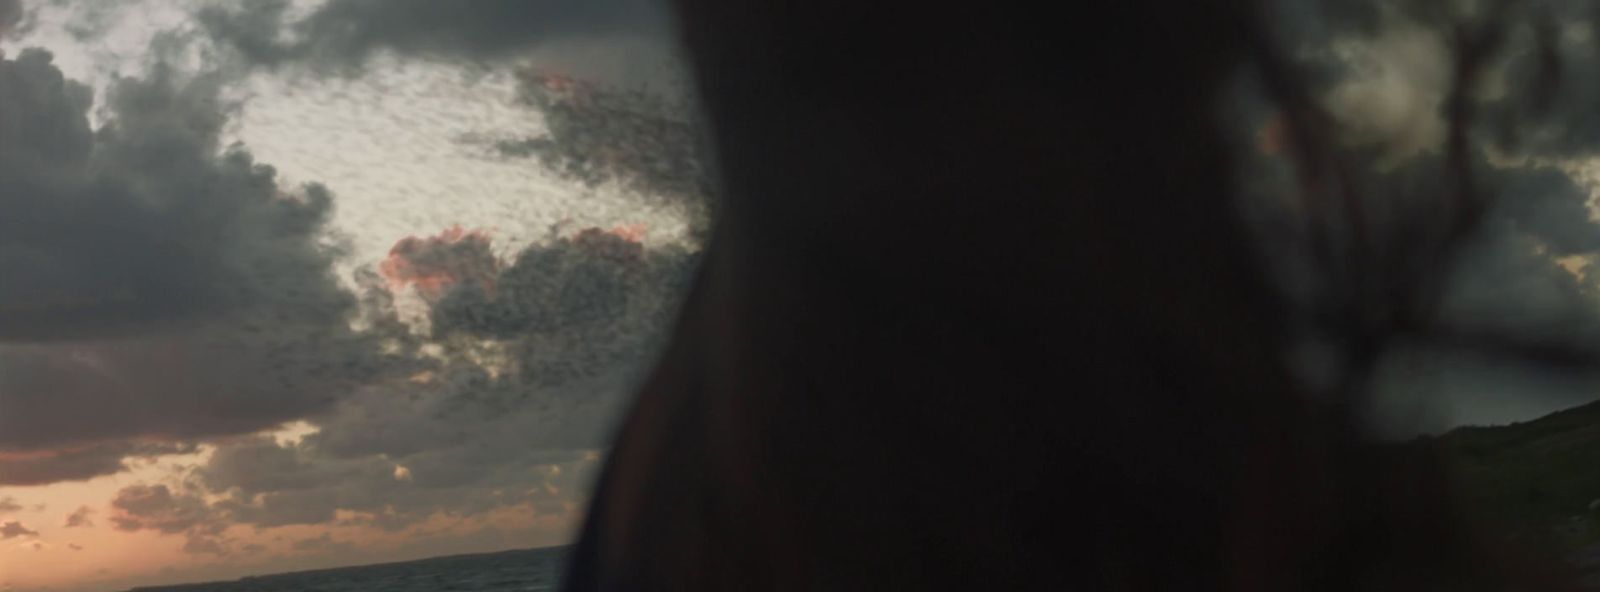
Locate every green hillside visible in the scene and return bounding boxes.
[1439,400,1600,550]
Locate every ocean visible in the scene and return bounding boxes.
[127,547,569,592]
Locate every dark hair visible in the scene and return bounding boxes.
[563,1,1578,589]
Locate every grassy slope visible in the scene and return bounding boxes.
[1438,400,1600,548]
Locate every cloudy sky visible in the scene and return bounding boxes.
[6,0,1600,590]
[1226,0,1600,438]
[0,0,704,590]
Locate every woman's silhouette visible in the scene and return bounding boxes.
[562,0,1574,589]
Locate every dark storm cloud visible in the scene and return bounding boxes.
[0,50,348,340]
[0,49,402,485]
[0,328,396,452]
[467,69,714,221]
[429,227,691,354]
[0,441,194,486]
[0,443,128,487]
[198,0,673,74]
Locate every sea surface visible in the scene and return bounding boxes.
[127,547,569,592]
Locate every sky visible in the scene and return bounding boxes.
[1232,0,1600,438]
[5,0,1600,590]
[0,0,704,590]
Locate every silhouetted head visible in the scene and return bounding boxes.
[564,1,1580,590]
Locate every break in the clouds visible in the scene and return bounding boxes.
[201,0,712,227]
[1,25,692,561]
[2,0,702,493]
[0,0,705,586]
[198,0,711,217]
[198,0,680,86]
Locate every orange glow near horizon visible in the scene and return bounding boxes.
[0,436,592,592]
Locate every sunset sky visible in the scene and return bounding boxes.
[0,1,699,590]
